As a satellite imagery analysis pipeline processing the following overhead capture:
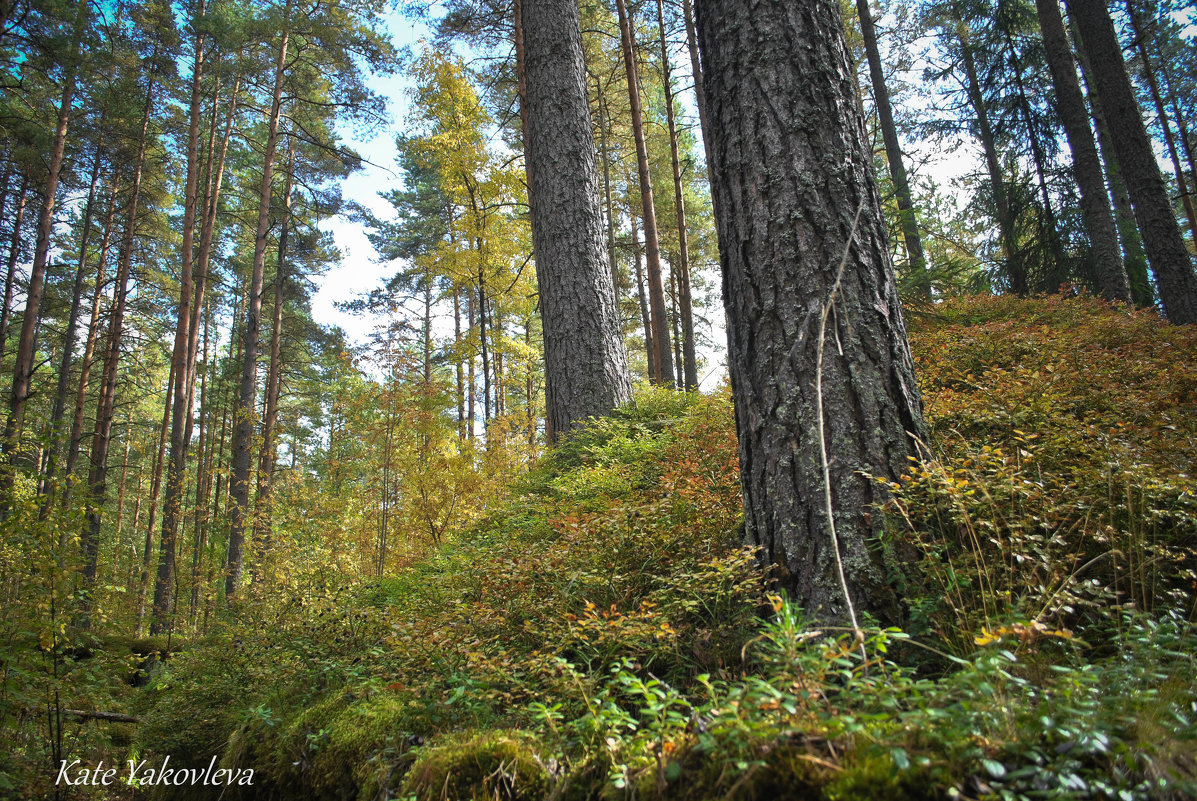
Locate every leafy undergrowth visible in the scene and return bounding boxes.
[135,295,1197,801]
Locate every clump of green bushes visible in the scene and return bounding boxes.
[136,296,1197,800]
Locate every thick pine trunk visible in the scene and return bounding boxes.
[227,7,291,599]
[1069,0,1197,324]
[521,0,632,439]
[855,0,929,298]
[615,0,673,384]
[1073,36,1154,305]
[1036,0,1129,302]
[695,0,927,622]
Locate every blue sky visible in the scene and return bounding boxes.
[312,9,428,346]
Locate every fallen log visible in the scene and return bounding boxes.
[62,709,138,724]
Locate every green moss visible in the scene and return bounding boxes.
[400,730,551,801]
[636,740,830,801]
[823,753,950,801]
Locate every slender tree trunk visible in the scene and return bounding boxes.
[630,199,655,377]
[250,141,293,586]
[0,176,28,364]
[80,69,158,620]
[669,267,683,388]
[1069,0,1197,323]
[213,279,243,524]
[467,290,475,437]
[1001,26,1068,291]
[151,18,209,633]
[855,0,929,297]
[3,0,88,466]
[1162,76,1197,228]
[1123,0,1197,246]
[63,174,117,502]
[42,139,105,498]
[1036,0,1129,301]
[453,287,465,439]
[136,366,173,636]
[681,0,713,179]
[64,172,119,500]
[226,4,292,599]
[959,24,1023,294]
[189,297,212,623]
[596,77,619,292]
[422,266,432,387]
[113,414,132,541]
[522,0,633,438]
[657,0,698,389]
[0,160,11,224]
[615,0,673,384]
[479,271,491,428]
[525,320,535,448]
[695,0,927,622]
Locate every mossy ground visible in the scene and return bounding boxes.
[10,296,1196,800]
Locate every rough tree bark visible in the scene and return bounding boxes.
[1069,0,1197,324]
[1072,31,1154,305]
[681,0,713,178]
[521,0,632,439]
[695,0,928,622]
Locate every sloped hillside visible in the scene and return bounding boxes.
[134,295,1197,801]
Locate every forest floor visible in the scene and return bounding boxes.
[7,294,1197,800]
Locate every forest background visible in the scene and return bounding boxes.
[1,0,1197,797]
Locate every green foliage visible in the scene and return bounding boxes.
[895,294,1197,649]
[67,297,1197,800]
[400,730,550,801]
